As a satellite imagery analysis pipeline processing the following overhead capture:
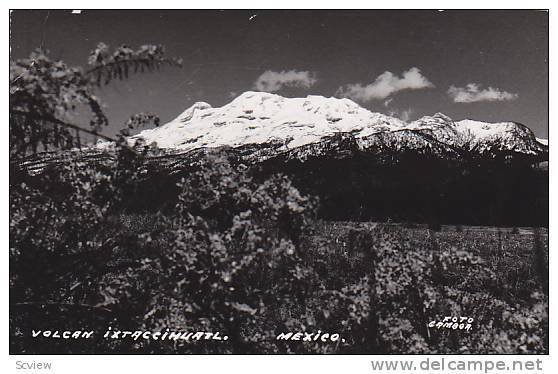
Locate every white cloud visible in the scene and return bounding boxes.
[336,67,434,102]
[253,70,317,92]
[447,83,518,103]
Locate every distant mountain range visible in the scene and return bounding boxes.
[123,91,547,163]
[14,91,548,226]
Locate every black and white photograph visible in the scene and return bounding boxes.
[8,8,549,359]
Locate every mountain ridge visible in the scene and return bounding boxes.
[127,91,547,160]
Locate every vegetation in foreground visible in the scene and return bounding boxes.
[9,41,548,355]
[10,148,548,354]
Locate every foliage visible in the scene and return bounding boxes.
[10,150,323,353]
[10,50,106,156]
[130,155,321,353]
[308,223,547,354]
[9,149,549,353]
[10,43,180,157]
[87,43,182,86]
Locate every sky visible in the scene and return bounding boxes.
[10,9,549,138]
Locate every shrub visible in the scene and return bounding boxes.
[9,159,549,354]
[10,150,326,353]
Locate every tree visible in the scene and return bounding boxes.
[9,42,181,157]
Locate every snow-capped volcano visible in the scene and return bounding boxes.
[133,91,406,150]
[131,91,546,158]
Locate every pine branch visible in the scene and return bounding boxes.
[85,52,182,87]
[10,110,146,160]
[11,110,116,143]
[85,57,181,77]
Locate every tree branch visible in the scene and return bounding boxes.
[11,110,116,143]
[85,57,181,81]
[10,110,149,160]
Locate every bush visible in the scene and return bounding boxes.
[10,150,327,353]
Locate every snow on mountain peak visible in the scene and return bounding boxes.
[131,91,543,156]
[133,91,406,151]
[453,119,544,153]
[454,119,529,141]
[536,137,548,146]
[409,113,454,128]
[173,101,213,123]
[432,112,453,121]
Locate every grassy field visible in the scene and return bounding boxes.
[301,221,548,353]
[312,221,548,303]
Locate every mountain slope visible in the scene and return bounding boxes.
[129,91,546,160]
